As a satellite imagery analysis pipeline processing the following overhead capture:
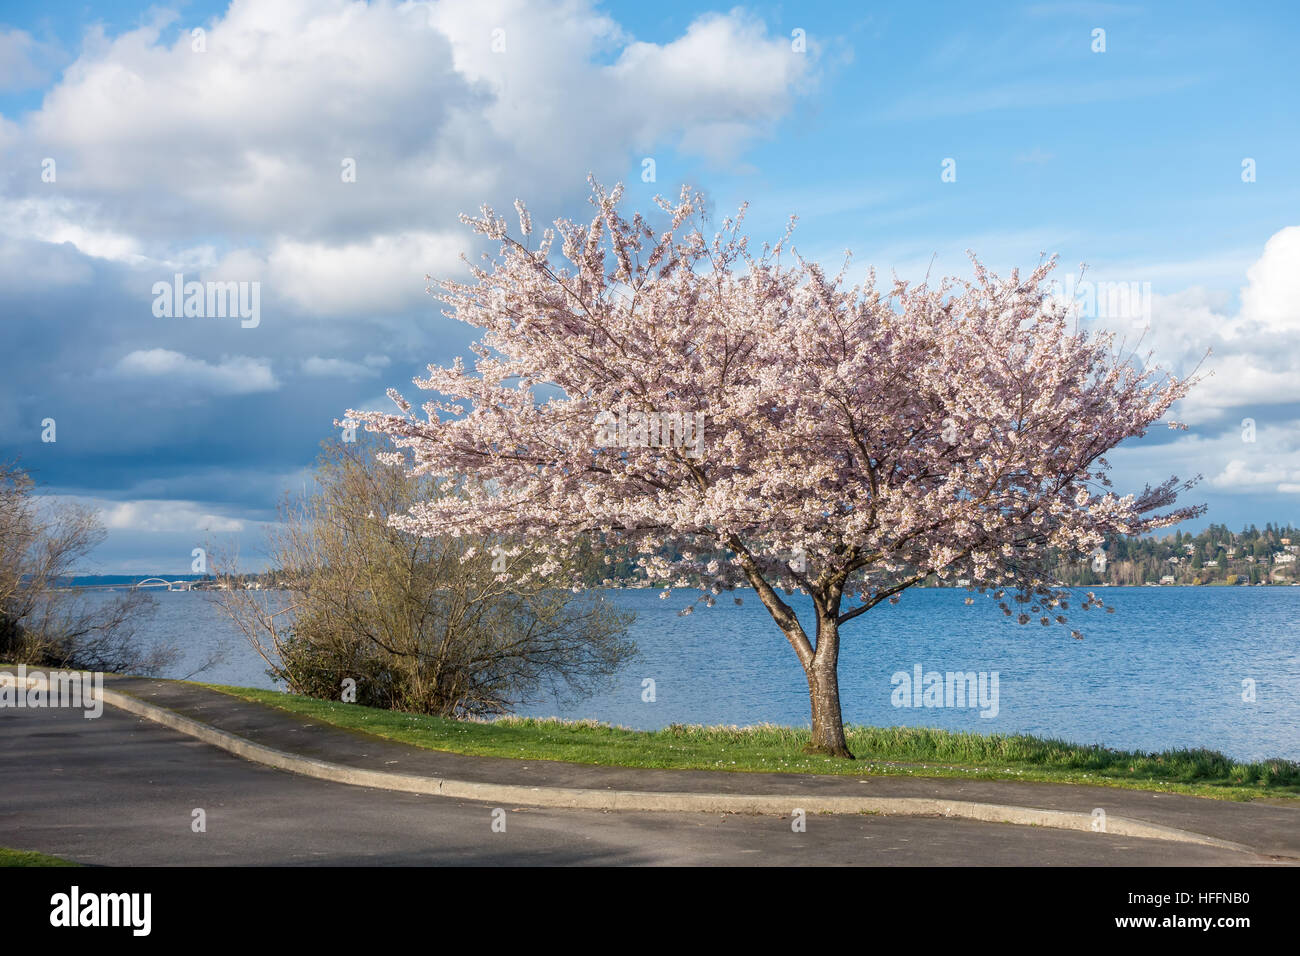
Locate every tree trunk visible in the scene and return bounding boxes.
[803,616,853,759]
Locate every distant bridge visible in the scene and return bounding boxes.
[55,578,254,592]
[52,578,214,592]
[131,578,194,591]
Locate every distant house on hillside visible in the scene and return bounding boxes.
[1160,575,1176,585]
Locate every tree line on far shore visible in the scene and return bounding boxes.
[220,520,1300,592]
[1055,523,1299,587]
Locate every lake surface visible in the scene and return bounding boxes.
[76,586,1300,762]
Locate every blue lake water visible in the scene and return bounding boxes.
[80,586,1300,762]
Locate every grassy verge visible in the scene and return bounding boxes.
[205,683,1300,802]
[0,847,79,867]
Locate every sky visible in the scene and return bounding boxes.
[1,0,1298,573]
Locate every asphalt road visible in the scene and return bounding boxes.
[0,704,1280,866]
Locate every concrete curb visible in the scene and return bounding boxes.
[2,670,1266,854]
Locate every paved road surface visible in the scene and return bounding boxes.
[0,705,1281,866]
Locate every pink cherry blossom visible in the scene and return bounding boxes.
[350,179,1203,757]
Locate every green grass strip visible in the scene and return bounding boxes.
[204,683,1300,802]
[0,847,80,867]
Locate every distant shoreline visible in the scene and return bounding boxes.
[58,579,1300,591]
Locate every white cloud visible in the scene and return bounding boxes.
[302,354,391,379]
[1178,356,1300,424]
[0,197,146,264]
[0,0,813,327]
[258,231,463,315]
[1211,458,1300,492]
[603,11,811,159]
[1085,226,1300,425]
[111,349,279,394]
[1240,226,1300,334]
[40,495,248,533]
[6,1,809,247]
[1108,419,1300,499]
[96,499,247,533]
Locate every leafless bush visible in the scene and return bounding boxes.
[216,439,634,716]
[0,461,174,674]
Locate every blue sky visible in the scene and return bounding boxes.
[1,0,1298,572]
